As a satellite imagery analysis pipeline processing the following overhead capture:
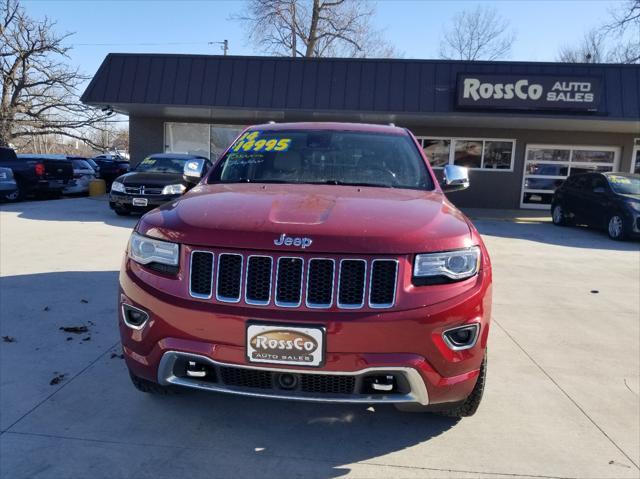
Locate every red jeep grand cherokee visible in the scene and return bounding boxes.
[119,122,492,417]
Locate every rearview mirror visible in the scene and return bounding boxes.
[183,159,206,184]
[441,165,470,192]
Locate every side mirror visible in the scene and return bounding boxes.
[593,186,606,194]
[183,158,206,184]
[441,165,470,192]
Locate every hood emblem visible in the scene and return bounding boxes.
[274,233,313,249]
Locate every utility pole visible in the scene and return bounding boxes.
[209,40,229,56]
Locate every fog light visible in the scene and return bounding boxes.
[443,324,480,351]
[277,373,298,390]
[121,304,149,330]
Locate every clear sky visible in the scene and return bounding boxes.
[22,0,620,81]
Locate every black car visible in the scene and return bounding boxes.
[109,153,211,215]
[551,172,640,240]
[92,153,130,187]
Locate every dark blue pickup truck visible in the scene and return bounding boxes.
[0,147,74,201]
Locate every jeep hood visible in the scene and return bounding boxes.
[137,183,473,254]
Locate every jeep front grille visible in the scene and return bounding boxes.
[189,250,398,310]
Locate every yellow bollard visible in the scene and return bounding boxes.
[89,179,107,196]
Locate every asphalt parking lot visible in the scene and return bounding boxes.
[0,197,639,479]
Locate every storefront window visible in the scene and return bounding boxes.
[422,139,450,168]
[164,122,210,158]
[572,150,615,164]
[211,124,244,160]
[483,141,513,169]
[417,137,514,170]
[526,148,570,163]
[633,140,640,174]
[453,140,483,169]
[165,122,243,160]
[522,145,619,209]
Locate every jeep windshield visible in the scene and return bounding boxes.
[208,130,433,190]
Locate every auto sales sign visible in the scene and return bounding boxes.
[456,74,602,112]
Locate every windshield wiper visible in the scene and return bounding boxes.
[303,180,392,188]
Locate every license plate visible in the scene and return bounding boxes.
[246,323,324,367]
[132,198,148,207]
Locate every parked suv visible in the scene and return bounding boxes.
[552,172,640,240]
[92,153,129,187]
[119,123,492,417]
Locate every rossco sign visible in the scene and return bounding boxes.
[456,74,601,112]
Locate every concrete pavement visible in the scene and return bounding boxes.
[0,197,639,479]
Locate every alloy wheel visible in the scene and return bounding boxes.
[608,215,624,239]
[552,205,564,225]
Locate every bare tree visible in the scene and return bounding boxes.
[557,0,639,64]
[232,0,399,58]
[439,5,515,61]
[604,0,640,63]
[557,29,606,63]
[0,0,110,147]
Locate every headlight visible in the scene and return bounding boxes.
[628,201,640,212]
[413,246,480,283]
[111,181,126,193]
[162,184,186,195]
[129,232,179,266]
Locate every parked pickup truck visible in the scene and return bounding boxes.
[118,123,492,418]
[0,148,73,201]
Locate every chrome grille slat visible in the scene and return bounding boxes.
[189,251,214,299]
[337,259,367,309]
[189,251,398,309]
[306,258,335,308]
[245,255,273,305]
[275,257,304,307]
[369,259,399,308]
[216,254,243,303]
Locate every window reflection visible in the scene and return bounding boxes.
[422,139,450,168]
[453,140,482,169]
[483,141,513,169]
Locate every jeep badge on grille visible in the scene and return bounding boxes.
[274,234,313,249]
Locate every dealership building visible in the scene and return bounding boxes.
[81,53,640,209]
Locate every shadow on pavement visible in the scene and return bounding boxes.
[0,271,459,478]
[475,219,640,252]
[0,196,140,229]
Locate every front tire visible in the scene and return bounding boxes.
[395,354,487,418]
[607,214,626,240]
[129,370,177,395]
[114,206,130,216]
[551,204,568,226]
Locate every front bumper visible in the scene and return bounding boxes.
[109,192,181,210]
[119,261,492,406]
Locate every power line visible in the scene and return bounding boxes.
[73,40,229,54]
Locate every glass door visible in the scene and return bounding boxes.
[521,144,619,209]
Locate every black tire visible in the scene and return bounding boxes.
[129,370,177,395]
[395,353,487,417]
[551,203,568,226]
[607,213,626,241]
[3,185,23,202]
[114,206,130,216]
[437,354,487,418]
